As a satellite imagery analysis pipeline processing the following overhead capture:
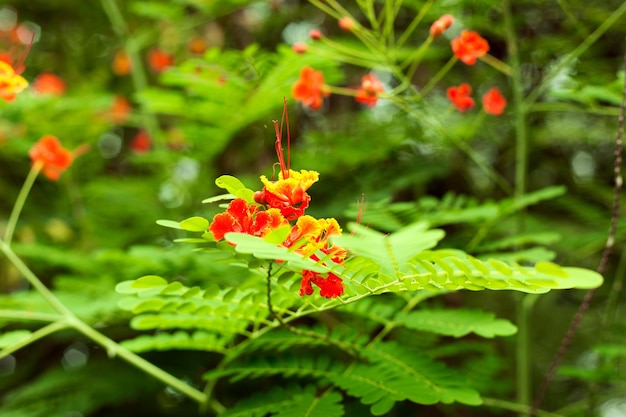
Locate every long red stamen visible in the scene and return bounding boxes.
[14,29,34,75]
[272,97,291,179]
[351,194,369,236]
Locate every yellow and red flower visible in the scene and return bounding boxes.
[0,60,28,102]
[29,135,74,181]
[257,169,319,221]
[447,83,474,112]
[451,30,489,65]
[482,87,507,115]
[209,198,288,242]
[355,73,385,107]
[291,66,330,111]
[283,215,346,298]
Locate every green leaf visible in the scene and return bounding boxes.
[156,219,182,229]
[179,216,209,232]
[130,275,168,289]
[396,309,518,338]
[264,225,291,244]
[215,175,256,203]
[202,193,235,203]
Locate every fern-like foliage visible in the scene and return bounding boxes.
[204,341,480,416]
[221,384,344,417]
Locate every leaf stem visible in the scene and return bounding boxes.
[0,321,70,360]
[4,161,42,246]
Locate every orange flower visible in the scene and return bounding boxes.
[451,30,489,65]
[112,50,131,76]
[188,36,207,55]
[109,95,131,124]
[130,130,151,153]
[482,87,507,115]
[338,17,355,31]
[447,83,474,112]
[355,73,385,107]
[147,48,174,73]
[209,198,287,242]
[291,66,329,110]
[29,135,73,180]
[32,72,66,96]
[430,14,454,39]
[257,169,319,221]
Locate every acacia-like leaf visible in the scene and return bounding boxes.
[395,309,517,338]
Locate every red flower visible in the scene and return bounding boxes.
[430,14,454,39]
[300,269,344,298]
[309,29,322,40]
[482,87,507,115]
[29,135,73,180]
[188,36,207,55]
[355,73,385,107]
[447,83,474,112]
[209,198,287,242]
[451,30,489,65]
[147,48,174,73]
[130,130,151,153]
[32,72,66,96]
[291,66,330,110]
[112,50,131,76]
[292,42,308,54]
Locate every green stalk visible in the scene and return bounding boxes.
[100,0,160,143]
[503,1,532,414]
[482,396,566,417]
[418,55,458,99]
[70,318,208,405]
[0,310,63,322]
[0,240,74,317]
[4,162,42,245]
[396,0,434,48]
[523,1,626,108]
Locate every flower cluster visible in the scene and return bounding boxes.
[208,109,347,298]
[447,83,507,115]
[0,60,27,102]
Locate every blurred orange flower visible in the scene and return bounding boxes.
[32,72,66,96]
[355,73,385,107]
[291,66,329,110]
[451,30,489,65]
[109,96,131,124]
[29,135,73,180]
[482,87,507,115]
[447,83,474,112]
[112,50,131,76]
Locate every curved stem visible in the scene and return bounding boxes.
[0,321,70,360]
[4,161,42,246]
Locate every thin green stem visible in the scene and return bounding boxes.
[396,0,434,48]
[0,309,63,322]
[0,321,70,360]
[480,53,513,77]
[101,0,160,143]
[482,396,566,417]
[70,318,208,406]
[419,55,458,99]
[4,161,42,246]
[602,238,626,327]
[0,239,73,317]
[516,294,540,416]
[523,1,626,107]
